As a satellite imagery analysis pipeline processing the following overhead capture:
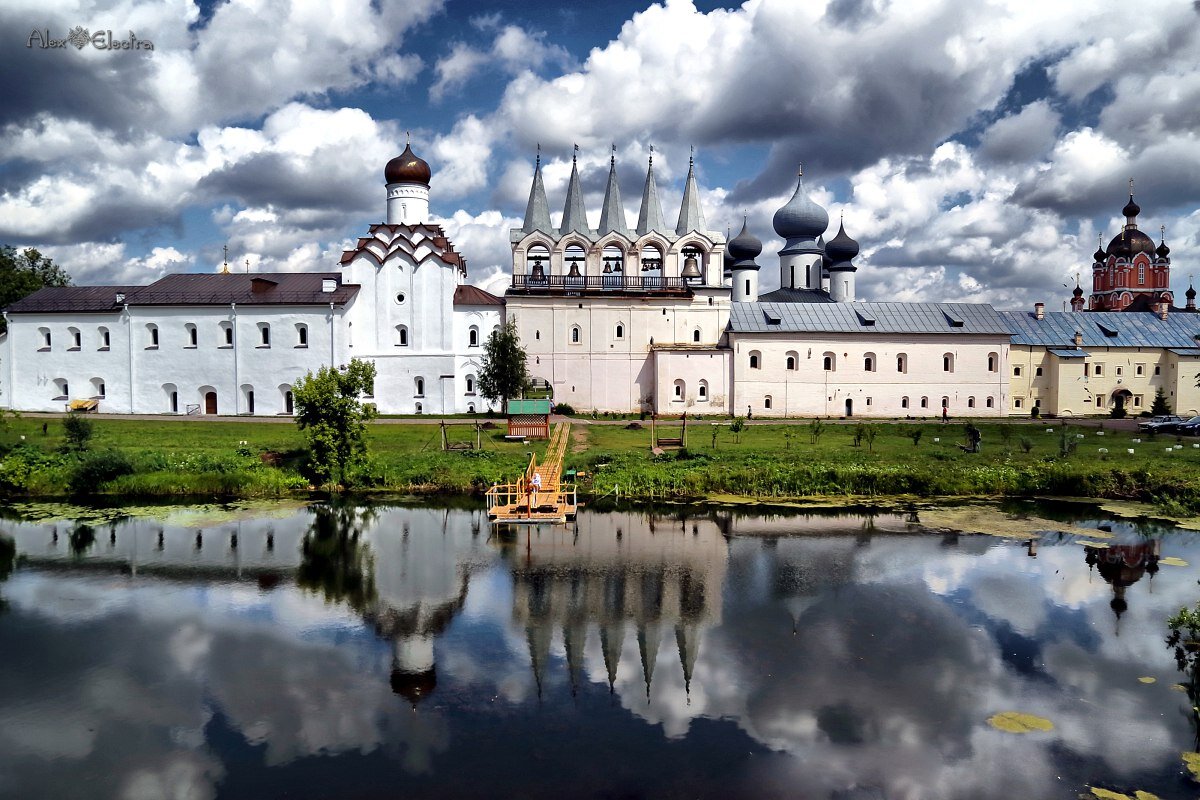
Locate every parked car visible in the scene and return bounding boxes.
[1139,415,1185,432]
[1175,416,1200,436]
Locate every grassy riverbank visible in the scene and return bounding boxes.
[2,415,1200,512]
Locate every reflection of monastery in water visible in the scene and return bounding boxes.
[501,511,729,698]
[1085,539,1161,631]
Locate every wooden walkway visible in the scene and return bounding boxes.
[486,422,577,523]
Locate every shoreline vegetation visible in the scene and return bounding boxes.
[2,414,1200,522]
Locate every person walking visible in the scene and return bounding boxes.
[530,471,542,513]
[942,405,949,424]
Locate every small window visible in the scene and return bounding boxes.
[396,325,409,346]
[146,324,159,349]
[920,397,928,409]
[693,328,701,343]
[69,327,81,350]
[39,328,52,349]
[1096,395,1105,408]
[185,323,198,348]
[941,396,949,409]
[987,353,996,372]
[897,353,907,373]
[53,378,69,399]
[749,351,761,370]
[764,396,772,409]
[786,355,796,370]
[469,326,479,347]
[1154,365,1161,375]
[1138,263,1145,284]
[1115,366,1123,376]
[1094,364,1103,376]
[1133,395,1142,408]
[863,354,875,372]
[570,325,581,344]
[99,327,110,350]
[698,380,708,400]
[297,324,308,347]
[258,323,270,347]
[466,375,475,395]
[91,377,105,398]
[221,323,234,347]
[865,397,872,406]
[535,330,541,341]
[395,292,406,304]
[1015,397,1023,409]
[615,323,625,340]
[942,353,954,372]
[169,391,179,413]
[1135,364,1144,376]
[822,352,835,371]
[968,396,975,408]
[415,377,425,397]
[744,278,750,296]
[1013,365,1022,377]
[415,403,423,414]
[986,396,994,408]
[901,396,909,409]
[1035,366,1043,377]
[673,379,685,400]
[1084,363,1090,377]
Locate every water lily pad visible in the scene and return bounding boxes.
[1088,789,1160,800]
[1159,556,1189,567]
[1137,676,1156,684]
[920,506,1102,540]
[987,711,1054,733]
[1172,684,1187,692]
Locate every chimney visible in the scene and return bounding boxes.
[1034,302,1045,320]
[1158,301,1169,320]
[322,278,337,293]
[1073,329,1083,348]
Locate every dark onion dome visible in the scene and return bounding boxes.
[391,666,436,708]
[824,220,860,267]
[1093,244,1107,262]
[1073,283,1084,299]
[773,175,828,240]
[1187,284,1197,300]
[1105,229,1156,259]
[1122,194,1141,218]
[723,243,734,276]
[1156,238,1170,258]
[727,218,763,269]
[384,143,431,186]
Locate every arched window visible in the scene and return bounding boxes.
[38,327,51,349]
[164,384,178,413]
[98,327,110,350]
[1035,366,1043,377]
[968,396,975,408]
[986,396,994,408]
[941,396,949,409]
[864,352,875,372]
[823,352,836,371]
[897,353,907,373]
[467,403,476,413]
[987,352,998,372]
[673,379,685,400]
[469,325,479,347]
[920,396,929,409]
[53,378,69,399]
[698,380,708,400]
[901,396,909,409]
[1138,263,1145,284]
[942,353,954,372]
[395,325,408,346]
[415,403,423,414]
[281,386,294,415]
[258,323,271,347]
[91,377,105,398]
[615,323,625,340]
[786,355,796,371]
[68,327,81,350]
[693,328,701,343]
[535,330,541,340]
[764,395,772,409]
[749,350,761,369]
[415,377,425,396]
[146,323,159,349]
[185,323,198,347]
[242,385,256,415]
[296,324,308,347]
[785,350,798,371]
[564,243,586,283]
[526,245,550,279]
[220,322,233,347]
[465,374,476,394]
[570,325,581,344]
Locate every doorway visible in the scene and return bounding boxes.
[845,398,853,417]
[204,391,218,415]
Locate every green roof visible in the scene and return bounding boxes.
[507,399,552,415]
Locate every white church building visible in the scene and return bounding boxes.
[0,143,503,416]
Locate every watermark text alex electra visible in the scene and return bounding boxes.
[27,27,154,51]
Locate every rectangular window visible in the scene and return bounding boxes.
[1134,395,1143,407]
[1094,364,1103,376]
[1013,366,1022,377]
[1135,364,1144,376]
[1014,398,1023,409]
[1116,366,1123,376]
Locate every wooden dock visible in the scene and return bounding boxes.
[486,422,577,524]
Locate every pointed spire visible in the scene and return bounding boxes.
[637,622,661,701]
[522,146,552,234]
[599,144,631,237]
[563,618,588,697]
[676,623,700,699]
[526,623,553,699]
[675,146,706,235]
[636,146,666,236]
[560,144,590,236]
[599,622,624,693]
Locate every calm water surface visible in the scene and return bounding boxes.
[0,500,1198,799]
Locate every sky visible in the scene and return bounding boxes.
[3,0,1200,310]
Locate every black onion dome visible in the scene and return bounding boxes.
[825,221,860,264]
[1093,245,1107,262]
[1106,229,1156,259]
[1156,239,1170,258]
[1122,195,1141,218]
[1072,283,1084,298]
[384,143,431,186]
[1186,284,1196,300]
[727,218,763,269]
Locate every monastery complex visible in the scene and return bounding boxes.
[2,143,1199,419]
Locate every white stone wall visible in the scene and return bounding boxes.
[652,349,733,414]
[728,333,1010,417]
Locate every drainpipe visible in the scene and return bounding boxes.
[231,303,238,416]
[125,304,133,413]
[329,302,335,368]
[1,311,11,410]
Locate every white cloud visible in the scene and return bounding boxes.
[430,23,571,102]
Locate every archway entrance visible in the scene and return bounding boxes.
[204,391,218,415]
[284,391,294,415]
[1111,389,1133,415]
[845,398,853,417]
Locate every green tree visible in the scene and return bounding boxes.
[292,358,378,490]
[0,246,71,333]
[1165,585,1200,754]
[478,318,530,409]
[1151,387,1172,416]
[61,412,93,451]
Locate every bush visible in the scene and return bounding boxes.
[1109,405,1127,419]
[1030,406,1041,419]
[61,412,94,451]
[70,449,134,494]
[554,403,576,415]
[1019,436,1034,454]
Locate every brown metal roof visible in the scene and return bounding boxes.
[453,285,504,306]
[4,285,141,314]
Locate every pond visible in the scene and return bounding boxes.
[0,499,1197,799]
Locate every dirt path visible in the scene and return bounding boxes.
[570,424,589,453]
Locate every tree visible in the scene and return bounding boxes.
[0,246,71,333]
[61,412,93,451]
[1151,387,1172,416]
[1165,584,1200,755]
[478,318,530,409]
[292,359,378,490]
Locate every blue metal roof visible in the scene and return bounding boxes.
[728,302,1012,335]
[1002,311,1200,348]
[1047,348,1089,358]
